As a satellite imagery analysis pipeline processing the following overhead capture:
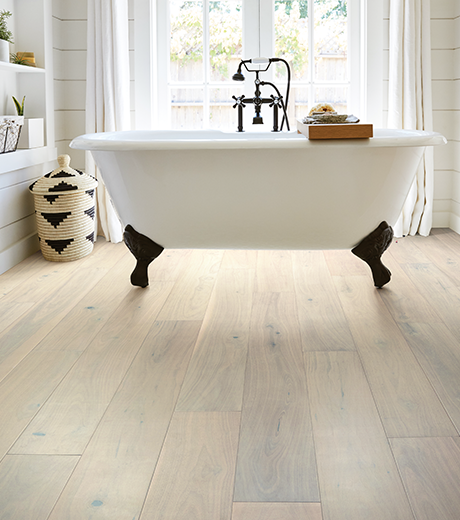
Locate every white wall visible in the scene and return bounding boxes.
[430,0,459,231]
[52,0,135,171]
[52,0,87,170]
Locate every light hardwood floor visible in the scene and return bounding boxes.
[1,229,460,520]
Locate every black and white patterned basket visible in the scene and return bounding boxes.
[29,154,98,261]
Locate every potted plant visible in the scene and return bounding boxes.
[0,10,13,63]
[12,95,44,149]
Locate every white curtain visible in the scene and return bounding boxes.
[86,0,130,243]
[388,0,433,237]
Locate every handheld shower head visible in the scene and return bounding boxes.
[232,71,245,81]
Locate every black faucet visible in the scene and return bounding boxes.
[232,57,291,133]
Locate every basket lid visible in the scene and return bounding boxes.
[29,154,98,194]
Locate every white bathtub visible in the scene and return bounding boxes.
[70,128,445,287]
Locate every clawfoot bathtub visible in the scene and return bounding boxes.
[70,128,446,288]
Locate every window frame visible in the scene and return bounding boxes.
[134,0,383,129]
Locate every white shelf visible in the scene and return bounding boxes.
[0,61,46,74]
[0,146,57,174]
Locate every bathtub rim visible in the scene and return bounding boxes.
[70,128,446,152]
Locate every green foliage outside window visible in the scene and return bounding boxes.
[170,0,347,79]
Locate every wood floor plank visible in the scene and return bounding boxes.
[410,234,460,286]
[0,351,80,459]
[47,321,201,520]
[232,502,322,520]
[234,292,319,502]
[0,251,43,299]
[148,248,193,282]
[10,281,175,455]
[255,250,295,292]
[377,254,443,325]
[0,265,110,383]
[306,351,414,520]
[387,235,431,265]
[1,238,118,305]
[140,412,240,520]
[335,275,457,438]
[176,268,254,411]
[390,437,460,520]
[398,322,460,433]
[0,300,35,335]
[401,262,460,341]
[157,249,223,320]
[220,249,257,269]
[0,454,79,520]
[323,249,369,277]
[34,251,138,352]
[292,250,355,351]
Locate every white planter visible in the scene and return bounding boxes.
[0,39,9,62]
[18,118,44,149]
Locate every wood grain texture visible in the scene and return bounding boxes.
[0,454,79,520]
[220,249,257,269]
[292,250,355,351]
[232,502,322,520]
[398,322,460,433]
[140,412,240,520]
[234,292,319,502]
[0,351,79,459]
[306,351,414,520]
[401,262,460,341]
[0,264,109,382]
[390,437,460,520]
[34,250,137,352]
[11,281,175,455]
[47,321,201,520]
[378,253,443,325]
[335,275,457,437]
[323,248,369,277]
[176,268,254,411]
[255,250,295,292]
[157,249,223,320]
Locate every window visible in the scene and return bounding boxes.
[134,0,383,130]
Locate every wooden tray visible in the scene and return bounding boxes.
[297,119,373,140]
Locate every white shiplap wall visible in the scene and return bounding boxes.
[52,0,459,232]
[52,0,135,171]
[52,0,87,170]
[430,0,459,231]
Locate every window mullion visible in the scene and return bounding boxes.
[309,0,315,106]
[203,0,210,126]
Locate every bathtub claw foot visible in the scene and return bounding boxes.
[351,221,394,288]
[123,225,164,287]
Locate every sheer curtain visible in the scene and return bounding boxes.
[86,0,130,243]
[388,0,433,237]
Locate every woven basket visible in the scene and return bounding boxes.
[29,154,98,262]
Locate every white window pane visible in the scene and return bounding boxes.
[209,1,243,81]
[314,85,348,113]
[210,86,243,129]
[170,0,204,82]
[314,0,348,82]
[274,0,309,81]
[171,88,204,128]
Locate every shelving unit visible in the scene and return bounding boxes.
[0,0,57,274]
[0,0,56,170]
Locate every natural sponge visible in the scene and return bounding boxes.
[309,103,336,115]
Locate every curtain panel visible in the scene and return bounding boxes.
[388,0,433,237]
[86,0,130,243]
